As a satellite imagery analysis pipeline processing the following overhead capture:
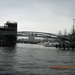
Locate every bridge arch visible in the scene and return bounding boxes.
[17,31,75,49]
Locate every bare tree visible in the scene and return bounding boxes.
[64,29,67,36]
[58,31,62,36]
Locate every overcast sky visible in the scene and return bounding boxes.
[0,0,75,34]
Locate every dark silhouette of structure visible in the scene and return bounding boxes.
[0,21,17,46]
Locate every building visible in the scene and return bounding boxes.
[0,21,17,46]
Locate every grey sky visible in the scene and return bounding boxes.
[0,0,75,34]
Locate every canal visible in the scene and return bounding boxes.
[0,43,75,75]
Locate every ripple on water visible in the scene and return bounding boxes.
[0,44,75,75]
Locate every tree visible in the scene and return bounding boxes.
[64,29,67,36]
[58,31,62,36]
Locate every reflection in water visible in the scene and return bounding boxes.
[0,44,75,75]
[0,46,17,74]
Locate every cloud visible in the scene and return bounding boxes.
[0,0,75,34]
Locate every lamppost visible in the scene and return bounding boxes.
[73,19,75,34]
[72,19,75,41]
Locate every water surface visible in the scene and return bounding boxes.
[0,43,75,75]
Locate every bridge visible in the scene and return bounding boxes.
[17,31,58,43]
[17,31,75,49]
[0,21,74,48]
[17,31,58,38]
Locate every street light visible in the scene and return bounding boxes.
[73,19,75,34]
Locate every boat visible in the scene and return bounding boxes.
[43,41,59,47]
[43,41,54,47]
